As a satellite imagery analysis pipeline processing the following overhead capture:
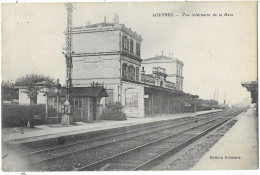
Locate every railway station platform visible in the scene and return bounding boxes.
[192,108,258,170]
[2,109,222,143]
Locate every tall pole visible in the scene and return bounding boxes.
[65,3,73,102]
[61,3,73,125]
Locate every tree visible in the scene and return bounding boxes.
[15,74,55,86]
[15,74,55,104]
[1,80,18,102]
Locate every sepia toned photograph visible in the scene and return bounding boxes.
[1,1,258,172]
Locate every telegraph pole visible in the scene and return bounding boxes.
[61,3,73,125]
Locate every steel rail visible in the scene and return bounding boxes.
[24,116,212,168]
[23,117,201,156]
[74,110,240,171]
[22,116,195,156]
[131,110,244,170]
[21,109,242,171]
[23,109,228,157]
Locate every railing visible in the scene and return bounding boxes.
[141,74,155,85]
[165,81,176,90]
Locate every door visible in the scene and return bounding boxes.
[73,98,83,122]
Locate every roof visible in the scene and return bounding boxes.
[33,81,58,87]
[143,55,184,66]
[73,22,115,30]
[72,21,142,40]
[15,81,60,89]
[72,87,108,97]
[144,84,184,95]
[48,87,108,98]
[144,55,174,62]
[241,81,258,92]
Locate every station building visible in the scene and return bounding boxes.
[68,16,193,118]
[14,17,217,122]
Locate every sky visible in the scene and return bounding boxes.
[1,1,257,106]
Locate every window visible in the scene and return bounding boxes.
[122,35,129,52]
[136,42,140,56]
[127,65,131,79]
[74,98,82,109]
[130,39,134,54]
[132,67,135,81]
[126,38,129,52]
[136,67,140,81]
[126,65,135,81]
[122,63,127,79]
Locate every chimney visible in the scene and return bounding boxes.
[113,13,119,26]
[104,16,106,22]
[141,66,145,75]
[85,22,90,26]
[162,51,163,56]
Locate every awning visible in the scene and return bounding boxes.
[48,87,108,98]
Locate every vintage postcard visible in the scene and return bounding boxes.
[1,1,258,173]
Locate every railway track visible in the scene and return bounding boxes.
[21,110,226,154]
[76,108,245,171]
[16,108,245,171]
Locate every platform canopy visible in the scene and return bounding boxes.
[241,81,258,104]
[48,87,108,98]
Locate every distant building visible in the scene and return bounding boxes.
[15,81,108,122]
[142,54,184,91]
[14,81,59,105]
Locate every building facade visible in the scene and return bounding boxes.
[142,54,184,91]
[69,17,146,117]
[68,17,193,117]
[15,81,57,105]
